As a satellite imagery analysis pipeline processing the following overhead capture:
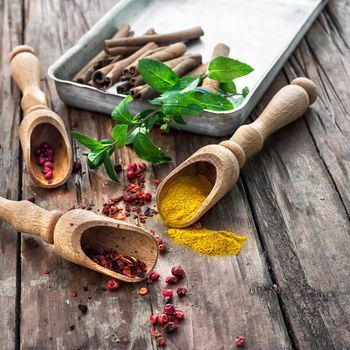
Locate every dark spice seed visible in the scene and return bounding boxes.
[69,325,75,331]
[78,304,88,314]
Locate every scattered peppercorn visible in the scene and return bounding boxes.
[163,304,175,315]
[149,314,158,325]
[163,322,178,333]
[165,275,178,285]
[106,279,120,291]
[176,286,188,297]
[69,325,75,331]
[83,246,147,278]
[157,337,166,346]
[138,287,148,296]
[235,336,245,347]
[78,304,88,314]
[158,313,169,326]
[83,286,88,292]
[162,289,173,298]
[171,266,186,279]
[159,244,167,255]
[149,272,160,281]
[174,310,185,322]
[114,164,123,173]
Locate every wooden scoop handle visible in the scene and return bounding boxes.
[0,197,63,244]
[220,78,317,167]
[9,45,48,116]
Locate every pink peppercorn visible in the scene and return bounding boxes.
[162,289,173,298]
[165,275,178,285]
[158,313,169,326]
[163,322,178,333]
[163,303,175,315]
[157,337,166,346]
[149,314,158,325]
[171,266,186,279]
[106,279,120,291]
[235,336,245,347]
[176,286,188,297]
[159,244,167,255]
[149,272,160,281]
[174,310,185,322]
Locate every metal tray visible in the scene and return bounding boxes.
[48,0,327,137]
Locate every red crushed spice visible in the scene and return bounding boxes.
[83,246,147,279]
[106,279,120,291]
[102,162,157,224]
[34,143,55,184]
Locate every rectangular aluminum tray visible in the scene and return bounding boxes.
[48,0,327,137]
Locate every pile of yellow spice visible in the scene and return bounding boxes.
[159,175,247,256]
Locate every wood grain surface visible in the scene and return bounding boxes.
[0,0,349,349]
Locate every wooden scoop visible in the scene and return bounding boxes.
[0,197,158,282]
[156,78,318,228]
[9,45,72,188]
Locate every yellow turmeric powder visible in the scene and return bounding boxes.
[167,228,247,256]
[159,175,212,227]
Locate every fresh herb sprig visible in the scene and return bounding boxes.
[72,56,253,181]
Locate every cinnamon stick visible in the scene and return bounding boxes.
[73,24,130,84]
[187,63,209,76]
[130,54,202,100]
[94,42,158,89]
[129,54,199,87]
[105,26,204,48]
[124,43,187,77]
[117,82,132,94]
[202,43,230,91]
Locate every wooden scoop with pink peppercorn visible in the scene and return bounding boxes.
[9,45,72,188]
[156,78,318,227]
[0,197,158,282]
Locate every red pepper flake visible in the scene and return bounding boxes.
[83,246,147,279]
[43,269,49,275]
[106,279,120,291]
[138,287,148,296]
[235,336,245,347]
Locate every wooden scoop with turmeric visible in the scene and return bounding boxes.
[157,78,317,228]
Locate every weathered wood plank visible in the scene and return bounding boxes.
[0,0,23,347]
[19,1,119,349]
[144,129,292,349]
[241,69,350,349]
[284,9,350,216]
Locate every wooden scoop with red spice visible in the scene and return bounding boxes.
[0,197,158,282]
[9,45,73,188]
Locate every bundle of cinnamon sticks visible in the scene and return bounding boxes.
[73,24,211,100]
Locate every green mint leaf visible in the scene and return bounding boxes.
[111,95,135,125]
[185,88,233,111]
[112,124,128,148]
[71,131,103,150]
[160,123,170,133]
[139,58,180,93]
[208,57,253,82]
[132,133,171,163]
[87,148,106,168]
[126,127,141,145]
[160,92,204,116]
[242,86,250,97]
[173,115,187,125]
[220,81,237,94]
[103,152,118,181]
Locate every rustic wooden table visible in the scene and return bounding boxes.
[1,1,349,349]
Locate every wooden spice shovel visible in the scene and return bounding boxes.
[156,78,318,227]
[9,45,72,188]
[0,197,158,282]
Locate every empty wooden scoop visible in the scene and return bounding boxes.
[9,45,72,188]
[156,77,318,228]
[0,197,158,282]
